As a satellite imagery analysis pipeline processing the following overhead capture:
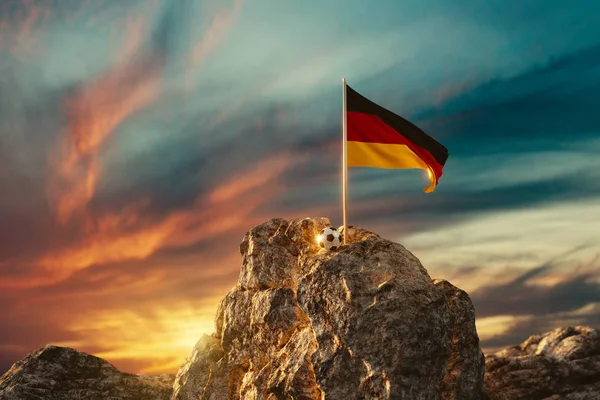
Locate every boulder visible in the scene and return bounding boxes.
[0,345,174,400]
[172,217,487,400]
[485,326,600,400]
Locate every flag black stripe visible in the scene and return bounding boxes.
[347,85,449,166]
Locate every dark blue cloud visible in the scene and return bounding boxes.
[417,44,600,150]
[472,264,600,319]
[475,258,600,351]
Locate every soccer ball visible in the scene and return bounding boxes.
[317,227,342,251]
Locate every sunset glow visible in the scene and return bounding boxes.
[54,303,220,374]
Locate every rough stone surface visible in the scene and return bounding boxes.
[434,280,487,400]
[0,345,174,400]
[172,217,487,400]
[484,326,600,400]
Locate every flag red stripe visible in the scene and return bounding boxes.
[347,111,444,181]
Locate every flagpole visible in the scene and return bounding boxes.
[342,77,348,245]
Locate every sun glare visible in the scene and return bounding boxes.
[53,301,221,374]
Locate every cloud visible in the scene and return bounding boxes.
[51,8,600,242]
[431,79,481,107]
[186,0,243,80]
[417,43,600,147]
[0,0,146,58]
[0,234,243,375]
[401,198,600,294]
[1,151,304,289]
[210,45,600,242]
[40,0,248,226]
[478,302,600,353]
[0,0,47,55]
[45,10,164,225]
[457,244,600,353]
[410,216,600,354]
[276,147,600,243]
[470,257,600,319]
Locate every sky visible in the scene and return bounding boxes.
[1,0,599,375]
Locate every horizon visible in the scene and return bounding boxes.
[1,0,599,375]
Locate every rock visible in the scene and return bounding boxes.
[434,280,487,400]
[0,345,174,400]
[172,217,486,400]
[484,326,600,400]
[171,335,226,400]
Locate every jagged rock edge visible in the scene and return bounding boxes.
[219,218,328,397]
[281,219,327,397]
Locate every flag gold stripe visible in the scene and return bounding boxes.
[347,141,436,192]
[347,141,428,169]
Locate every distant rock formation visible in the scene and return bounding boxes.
[485,326,600,400]
[171,217,486,399]
[0,345,174,400]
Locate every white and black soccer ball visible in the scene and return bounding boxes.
[317,227,342,251]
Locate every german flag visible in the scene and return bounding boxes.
[346,85,448,192]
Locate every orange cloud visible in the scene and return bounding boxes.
[186,0,244,82]
[37,151,305,283]
[208,154,293,204]
[0,0,49,55]
[2,255,236,374]
[46,0,245,225]
[46,14,163,225]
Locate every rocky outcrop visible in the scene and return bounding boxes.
[171,217,487,400]
[485,326,600,400]
[0,345,174,400]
